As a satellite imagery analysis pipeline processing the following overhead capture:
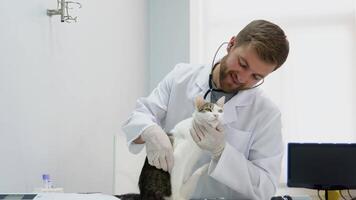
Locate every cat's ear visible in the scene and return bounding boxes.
[216,96,225,108]
[194,96,205,109]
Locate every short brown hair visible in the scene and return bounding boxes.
[235,20,289,70]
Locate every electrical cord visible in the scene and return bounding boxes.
[348,189,353,199]
[317,190,323,200]
[339,190,347,200]
[347,189,356,200]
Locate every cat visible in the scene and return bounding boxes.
[116,157,171,200]
[117,96,225,200]
[169,95,224,200]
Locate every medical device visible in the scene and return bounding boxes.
[47,0,82,23]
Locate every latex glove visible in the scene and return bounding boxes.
[141,125,174,172]
[190,118,225,160]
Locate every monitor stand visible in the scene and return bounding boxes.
[325,190,329,200]
[324,190,339,200]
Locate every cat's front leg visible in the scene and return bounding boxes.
[179,163,209,200]
[170,147,188,200]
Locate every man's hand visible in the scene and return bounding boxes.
[141,125,174,172]
[190,119,225,160]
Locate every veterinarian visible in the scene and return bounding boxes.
[122,19,289,200]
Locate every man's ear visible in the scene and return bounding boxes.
[227,36,236,52]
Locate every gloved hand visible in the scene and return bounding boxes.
[141,125,174,172]
[190,118,225,160]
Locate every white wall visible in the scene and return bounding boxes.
[148,0,190,90]
[0,0,148,194]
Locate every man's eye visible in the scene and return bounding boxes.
[253,75,263,81]
[238,58,247,68]
[240,62,247,69]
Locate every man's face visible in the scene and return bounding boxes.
[219,44,276,93]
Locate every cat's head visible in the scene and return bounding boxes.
[193,96,225,128]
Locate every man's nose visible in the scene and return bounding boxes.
[237,72,249,83]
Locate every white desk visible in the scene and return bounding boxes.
[0,193,120,200]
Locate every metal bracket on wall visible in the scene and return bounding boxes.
[47,0,82,23]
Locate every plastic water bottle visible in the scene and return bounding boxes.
[42,174,52,189]
[34,174,63,192]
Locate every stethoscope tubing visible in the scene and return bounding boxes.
[204,42,264,100]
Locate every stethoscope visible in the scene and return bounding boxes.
[203,42,265,100]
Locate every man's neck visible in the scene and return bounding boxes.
[212,63,221,89]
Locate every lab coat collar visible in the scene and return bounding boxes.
[222,89,257,124]
[195,65,211,91]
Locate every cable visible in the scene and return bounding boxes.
[348,189,352,198]
[348,189,354,199]
[317,190,323,200]
[339,190,347,200]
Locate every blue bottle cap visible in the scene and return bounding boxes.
[42,174,50,180]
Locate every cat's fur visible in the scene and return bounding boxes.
[116,157,171,200]
[117,96,224,200]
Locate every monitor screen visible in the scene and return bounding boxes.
[287,143,356,190]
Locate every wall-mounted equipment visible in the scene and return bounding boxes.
[47,0,82,23]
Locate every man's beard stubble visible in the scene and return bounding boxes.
[218,56,242,93]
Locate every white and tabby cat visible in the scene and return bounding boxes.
[169,95,225,200]
[117,96,225,200]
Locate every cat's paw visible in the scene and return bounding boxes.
[195,163,209,176]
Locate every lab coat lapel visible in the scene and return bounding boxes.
[222,89,257,124]
[195,65,211,94]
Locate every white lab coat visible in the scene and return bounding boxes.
[122,63,284,200]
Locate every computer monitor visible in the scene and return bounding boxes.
[287,143,356,192]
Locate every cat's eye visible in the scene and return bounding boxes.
[218,109,223,113]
